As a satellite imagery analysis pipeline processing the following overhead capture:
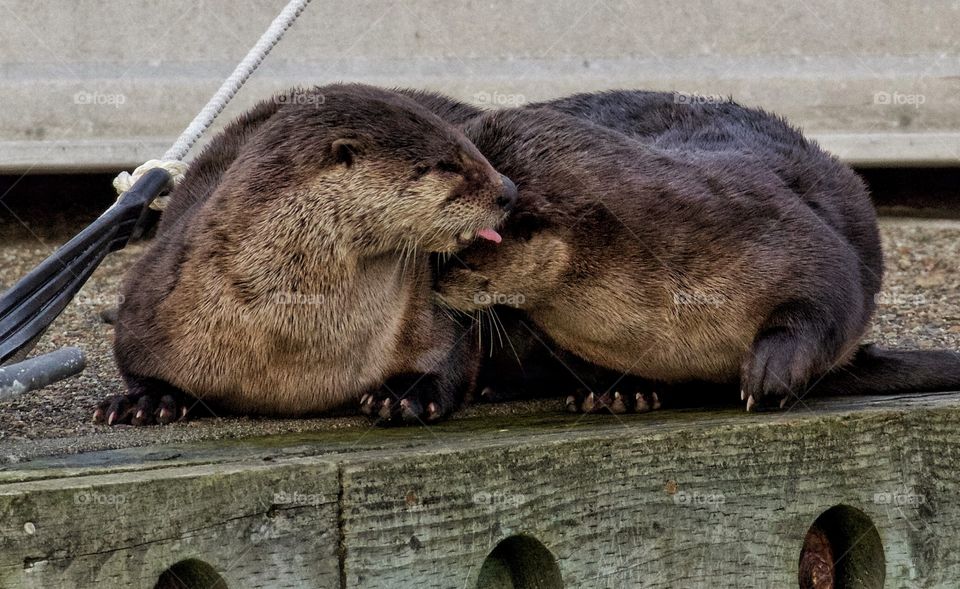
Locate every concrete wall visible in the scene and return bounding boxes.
[1,0,958,172]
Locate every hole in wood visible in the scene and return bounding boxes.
[799,505,885,589]
[154,558,228,589]
[477,534,563,589]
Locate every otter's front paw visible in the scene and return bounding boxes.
[434,268,491,311]
[93,390,188,426]
[565,389,661,414]
[359,374,452,427]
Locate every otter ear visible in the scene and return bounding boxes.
[331,138,363,167]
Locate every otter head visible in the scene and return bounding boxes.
[274,84,516,255]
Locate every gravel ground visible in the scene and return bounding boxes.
[0,216,958,463]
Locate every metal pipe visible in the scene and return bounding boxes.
[0,347,86,400]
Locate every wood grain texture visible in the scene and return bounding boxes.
[0,458,341,588]
[1,393,959,588]
[338,403,960,588]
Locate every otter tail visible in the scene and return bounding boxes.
[813,344,960,396]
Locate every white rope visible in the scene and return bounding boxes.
[112,159,188,203]
[113,0,312,210]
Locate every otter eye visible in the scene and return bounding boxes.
[435,161,462,175]
[412,164,431,179]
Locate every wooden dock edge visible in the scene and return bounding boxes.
[1,394,959,588]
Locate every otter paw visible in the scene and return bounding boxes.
[564,390,661,414]
[95,377,201,426]
[359,383,448,427]
[93,391,188,426]
[741,330,814,412]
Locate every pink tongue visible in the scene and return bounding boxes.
[477,228,502,244]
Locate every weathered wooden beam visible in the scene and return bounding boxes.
[1,393,959,588]
[0,458,341,588]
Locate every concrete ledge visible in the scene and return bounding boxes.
[4,132,957,174]
[817,133,960,168]
[1,0,958,171]
[2,392,959,588]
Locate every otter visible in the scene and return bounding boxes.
[435,91,960,412]
[94,83,516,426]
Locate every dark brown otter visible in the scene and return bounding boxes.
[434,91,960,411]
[95,84,516,426]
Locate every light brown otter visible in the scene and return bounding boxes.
[434,91,960,412]
[95,84,516,426]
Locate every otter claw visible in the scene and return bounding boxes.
[359,393,375,415]
[610,391,628,414]
[400,398,424,422]
[567,389,661,414]
[95,386,194,426]
[634,391,661,413]
[361,386,448,426]
[582,392,597,412]
[377,398,393,421]
[635,392,649,412]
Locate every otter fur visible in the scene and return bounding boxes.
[435,91,960,411]
[96,84,515,426]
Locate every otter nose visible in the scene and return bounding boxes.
[497,174,518,212]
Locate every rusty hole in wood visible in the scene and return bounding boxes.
[154,558,228,589]
[799,505,885,589]
[477,534,563,589]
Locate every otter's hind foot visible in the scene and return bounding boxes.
[93,377,196,426]
[741,328,822,412]
[360,374,453,427]
[565,390,661,414]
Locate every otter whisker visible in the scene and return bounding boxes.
[475,309,483,352]
[485,307,504,354]
[490,306,523,367]
[437,302,459,325]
